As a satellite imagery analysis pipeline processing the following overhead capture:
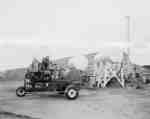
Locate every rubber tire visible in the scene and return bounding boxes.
[65,87,79,100]
[16,87,26,97]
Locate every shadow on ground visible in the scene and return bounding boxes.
[0,111,41,119]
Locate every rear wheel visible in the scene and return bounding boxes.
[16,87,26,97]
[65,87,79,100]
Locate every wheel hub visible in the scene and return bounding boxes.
[17,89,25,95]
[68,89,76,98]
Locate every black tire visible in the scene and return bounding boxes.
[16,87,26,97]
[65,87,79,100]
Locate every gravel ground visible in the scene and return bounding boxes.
[0,81,150,119]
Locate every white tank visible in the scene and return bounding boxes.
[68,55,88,71]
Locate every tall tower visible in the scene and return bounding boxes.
[125,16,130,57]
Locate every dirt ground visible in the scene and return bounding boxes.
[0,81,150,119]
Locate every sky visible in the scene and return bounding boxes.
[0,0,150,70]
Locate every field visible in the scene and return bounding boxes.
[0,80,150,119]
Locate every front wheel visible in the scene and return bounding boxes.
[16,87,26,97]
[65,87,79,100]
